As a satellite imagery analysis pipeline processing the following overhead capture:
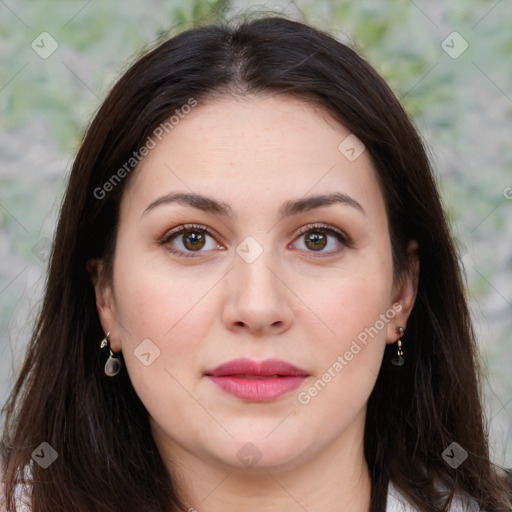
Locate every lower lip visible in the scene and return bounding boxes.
[206,376,307,402]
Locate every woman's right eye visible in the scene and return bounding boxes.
[161,224,224,257]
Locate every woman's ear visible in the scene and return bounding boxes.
[386,240,419,343]
[86,258,122,352]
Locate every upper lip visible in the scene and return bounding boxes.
[205,358,309,377]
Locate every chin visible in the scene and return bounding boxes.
[206,433,311,473]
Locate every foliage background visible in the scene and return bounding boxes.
[1,0,511,470]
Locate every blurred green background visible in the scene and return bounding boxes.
[1,0,511,470]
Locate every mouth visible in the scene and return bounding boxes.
[204,358,309,402]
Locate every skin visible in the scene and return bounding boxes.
[89,94,419,512]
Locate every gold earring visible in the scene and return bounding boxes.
[100,331,122,377]
[391,326,405,367]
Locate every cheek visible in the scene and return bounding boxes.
[112,259,218,420]
[295,256,393,403]
[111,248,229,391]
[112,243,220,340]
[301,255,393,344]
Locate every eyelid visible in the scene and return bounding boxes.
[295,222,347,238]
[161,223,220,241]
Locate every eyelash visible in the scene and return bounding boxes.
[160,223,351,258]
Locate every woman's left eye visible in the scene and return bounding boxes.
[290,225,348,254]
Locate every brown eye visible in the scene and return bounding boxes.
[291,224,349,255]
[182,231,206,251]
[162,224,222,256]
[304,231,327,251]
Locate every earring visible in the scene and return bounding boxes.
[391,326,405,367]
[100,331,122,377]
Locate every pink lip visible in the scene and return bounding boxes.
[204,358,309,402]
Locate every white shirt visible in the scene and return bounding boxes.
[387,481,481,511]
[3,475,482,511]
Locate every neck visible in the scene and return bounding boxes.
[154,412,372,512]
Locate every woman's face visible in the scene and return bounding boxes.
[92,94,417,473]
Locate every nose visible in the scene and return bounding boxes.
[222,251,294,337]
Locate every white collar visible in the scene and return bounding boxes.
[387,481,417,511]
[7,472,480,512]
[387,481,480,511]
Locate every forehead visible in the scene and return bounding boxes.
[121,94,384,218]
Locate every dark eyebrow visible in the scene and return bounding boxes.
[278,192,365,219]
[142,191,365,218]
[142,192,232,217]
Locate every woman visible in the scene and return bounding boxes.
[1,15,510,512]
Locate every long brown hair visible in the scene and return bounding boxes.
[2,15,511,512]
